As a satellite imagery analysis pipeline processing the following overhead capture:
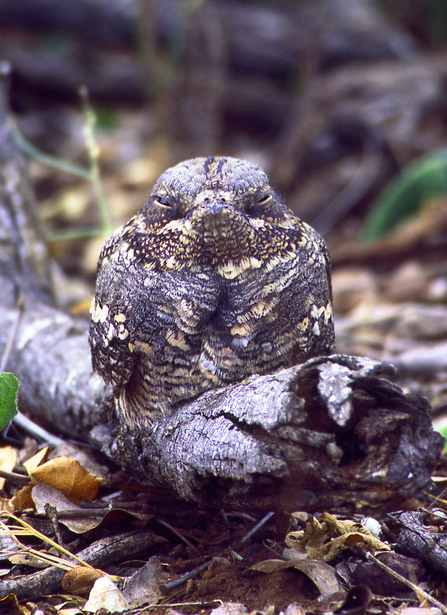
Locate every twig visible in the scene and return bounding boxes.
[0,296,24,373]
[240,511,275,544]
[155,517,199,553]
[368,553,447,614]
[12,412,64,447]
[0,469,30,486]
[133,600,223,611]
[425,487,447,509]
[0,519,78,571]
[161,558,215,592]
[1,512,94,569]
[44,503,66,549]
[160,510,275,593]
[0,528,160,600]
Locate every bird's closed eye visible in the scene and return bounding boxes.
[243,192,273,216]
[257,193,271,204]
[155,195,172,207]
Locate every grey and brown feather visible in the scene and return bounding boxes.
[89,156,334,426]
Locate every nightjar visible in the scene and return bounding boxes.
[89,156,334,427]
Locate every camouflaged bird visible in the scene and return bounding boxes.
[89,156,334,427]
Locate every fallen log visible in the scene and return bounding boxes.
[0,66,443,513]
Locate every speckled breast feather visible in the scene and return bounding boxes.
[89,156,334,427]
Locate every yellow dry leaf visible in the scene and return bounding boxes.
[286,512,390,562]
[62,566,105,596]
[23,446,49,475]
[30,456,102,503]
[306,531,389,562]
[0,497,13,512]
[9,485,35,511]
[321,512,366,534]
[0,446,18,490]
[285,515,328,554]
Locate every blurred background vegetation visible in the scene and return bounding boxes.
[1,0,447,293]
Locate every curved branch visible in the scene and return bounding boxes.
[0,67,443,513]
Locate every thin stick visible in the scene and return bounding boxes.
[161,558,214,592]
[155,518,199,553]
[240,511,275,544]
[0,297,24,373]
[13,412,64,447]
[369,553,447,614]
[161,511,275,592]
[134,600,223,611]
[0,469,30,486]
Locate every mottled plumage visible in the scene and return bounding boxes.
[89,156,334,426]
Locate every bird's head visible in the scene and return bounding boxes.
[117,156,303,273]
[138,157,296,267]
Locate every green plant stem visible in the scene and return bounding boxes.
[13,89,113,240]
[47,227,105,242]
[12,128,91,180]
[80,86,113,236]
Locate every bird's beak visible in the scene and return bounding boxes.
[204,200,226,215]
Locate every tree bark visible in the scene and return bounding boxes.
[0,67,443,513]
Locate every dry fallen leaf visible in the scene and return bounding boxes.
[284,554,341,594]
[31,482,147,534]
[31,483,105,533]
[52,441,110,481]
[0,497,13,512]
[0,592,26,615]
[0,446,17,490]
[285,512,390,562]
[250,556,340,595]
[23,446,49,475]
[122,556,168,608]
[9,485,35,511]
[210,603,249,615]
[250,559,292,574]
[62,566,105,596]
[29,456,102,503]
[84,576,129,613]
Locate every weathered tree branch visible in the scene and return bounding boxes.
[0,529,162,600]
[0,67,443,513]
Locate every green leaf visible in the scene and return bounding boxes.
[438,427,447,453]
[0,372,19,430]
[361,149,447,241]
